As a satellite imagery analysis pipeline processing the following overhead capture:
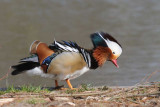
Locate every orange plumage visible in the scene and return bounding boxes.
[93,46,112,66]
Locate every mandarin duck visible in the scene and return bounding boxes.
[11,32,122,89]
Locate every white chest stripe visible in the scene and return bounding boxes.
[81,49,91,68]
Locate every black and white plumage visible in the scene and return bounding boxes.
[11,40,95,77]
[49,41,93,68]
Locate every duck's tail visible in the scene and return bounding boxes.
[11,62,40,75]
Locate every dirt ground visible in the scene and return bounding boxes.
[1,82,160,107]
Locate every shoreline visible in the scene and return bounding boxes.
[0,82,160,107]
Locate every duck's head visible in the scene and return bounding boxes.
[91,32,122,68]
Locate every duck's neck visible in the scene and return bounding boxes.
[84,46,109,69]
[91,46,110,67]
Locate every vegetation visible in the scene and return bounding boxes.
[0,85,50,95]
[65,84,95,94]
[1,82,160,106]
[26,98,46,105]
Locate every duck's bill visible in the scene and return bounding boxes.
[111,59,119,68]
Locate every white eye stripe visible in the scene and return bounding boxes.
[98,32,122,56]
[98,33,112,47]
[98,33,106,41]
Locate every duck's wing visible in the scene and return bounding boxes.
[49,40,91,68]
[49,40,80,53]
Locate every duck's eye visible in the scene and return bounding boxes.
[113,52,115,54]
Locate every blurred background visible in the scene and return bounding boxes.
[0,0,160,88]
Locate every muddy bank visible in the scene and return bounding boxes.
[1,82,160,107]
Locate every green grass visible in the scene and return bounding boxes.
[0,84,96,95]
[21,85,42,93]
[26,98,38,104]
[65,84,95,94]
[26,98,46,105]
[0,91,5,95]
[78,84,95,92]
[0,85,50,95]
[65,89,77,94]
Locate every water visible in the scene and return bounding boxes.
[0,0,160,87]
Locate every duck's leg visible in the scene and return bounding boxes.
[55,80,59,87]
[54,80,64,89]
[66,79,73,89]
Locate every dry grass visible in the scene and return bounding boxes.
[1,70,160,106]
[0,82,160,107]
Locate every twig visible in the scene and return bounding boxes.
[47,90,110,97]
[126,92,160,98]
[0,93,44,98]
[47,85,148,98]
[139,70,160,85]
[0,67,11,81]
[146,70,160,83]
[126,98,140,104]
[48,86,139,97]
[108,91,160,101]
